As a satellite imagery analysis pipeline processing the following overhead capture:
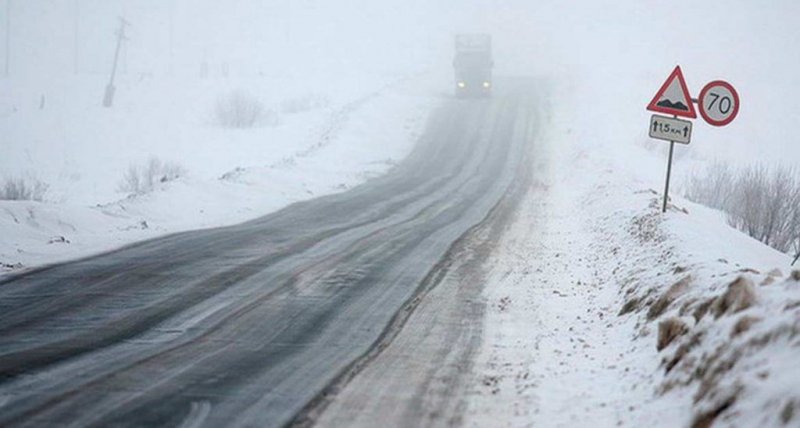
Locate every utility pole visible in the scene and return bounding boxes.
[73,0,79,74]
[103,16,130,108]
[168,0,174,76]
[4,0,10,77]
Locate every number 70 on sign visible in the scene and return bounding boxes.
[649,115,692,145]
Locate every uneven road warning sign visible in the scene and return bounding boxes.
[649,115,692,145]
[698,80,739,126]
[647,66,697,119]
[646,65,742,214]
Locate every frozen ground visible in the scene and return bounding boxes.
[0,72,439,275]
[463,81,799,428]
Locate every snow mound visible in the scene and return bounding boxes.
[606,192,799,427]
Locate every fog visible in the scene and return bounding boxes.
[2,0,798,170]
[3,0,458,78]
[472,0,800,164]
[1,4,799,425]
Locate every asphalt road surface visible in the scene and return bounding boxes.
[0,79,539,427]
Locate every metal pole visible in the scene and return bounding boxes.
[662,141,675,213]
[793,251,799,266]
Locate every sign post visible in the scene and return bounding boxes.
[646,66,696,213]
[646,66,739,213]
[648,113,693,212]
[662,139,675,213]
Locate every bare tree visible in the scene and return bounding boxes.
[687,163,800,255]
[685,161,734,211]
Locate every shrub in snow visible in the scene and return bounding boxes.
[280,93,330,114]
[214,90,277,128]
[0,176,49,201]
[118,157,185,195]
[686,163,800,254]
[684,162,735,211]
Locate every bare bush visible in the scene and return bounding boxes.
[0,176,49,201]
[214,90,276,128]
[684,162,735,211]
[118,157,185,195]
[686,163,800,254]
[280,93,330,114]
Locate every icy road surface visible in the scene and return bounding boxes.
[0,79,539,427]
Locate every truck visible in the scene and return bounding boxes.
[453,34,493,97]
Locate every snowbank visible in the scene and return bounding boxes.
[466,78,798,427]
[609,183,799,428]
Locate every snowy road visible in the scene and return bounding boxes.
[0,79,540,427]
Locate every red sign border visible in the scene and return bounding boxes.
[646,66,697,119]
[698,80,739,127]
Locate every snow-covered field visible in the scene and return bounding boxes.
[0,71,438,274]
[1,0,462,274]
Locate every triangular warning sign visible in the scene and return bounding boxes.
[647,66,697,118]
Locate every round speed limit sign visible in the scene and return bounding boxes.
[699,80,739,126]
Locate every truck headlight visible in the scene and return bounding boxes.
[457,81,466,88]
[483,81,491,88]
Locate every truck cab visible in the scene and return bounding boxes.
[453,34,493,97]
